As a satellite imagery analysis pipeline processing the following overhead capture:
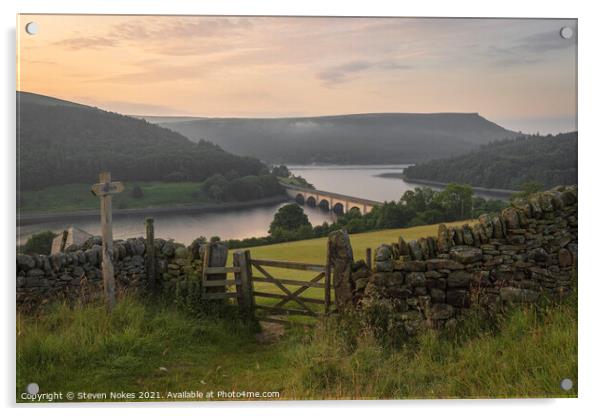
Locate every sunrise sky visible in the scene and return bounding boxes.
[17,15,577,134]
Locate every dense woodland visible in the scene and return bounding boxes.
[157,112,517,164]
[200,173,283,202]
[17,93,267,190]
[403,132,577,190]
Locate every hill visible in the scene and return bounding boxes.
[149,113,518,164]
[17,92,266,190]
[403,132,577,190]
[17,91,88,109]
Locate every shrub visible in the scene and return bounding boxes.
[131,185,144,199]
[21,230,57,255]
[269,204,311,235]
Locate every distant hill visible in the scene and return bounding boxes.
[148,113,518,164]
[403,132,578,190]
[17,92,266,190]
[17,91,88,109]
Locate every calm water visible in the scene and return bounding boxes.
[289,164,415,202]
[17,203,336,246]
[18,165,421,245]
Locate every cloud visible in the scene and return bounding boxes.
[481,27,576,67]
[54,36,118,50]
[515,29,577,53]
[317,59,412,85]
[53,16,254,52]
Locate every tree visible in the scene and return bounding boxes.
[375,202,412,229]
[400,187,437,214]
[435,183,474,220]
[511,181,544,201]
[131,185,144,199]
[269,204,311,235]
[201,174,229,201]
[229,176,263,201]
[224,170,240,181]
[271,165,290,178]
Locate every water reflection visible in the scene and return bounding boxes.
[18,165,441,244]
[17,202,336,246]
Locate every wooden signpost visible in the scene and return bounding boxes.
[91,172,124,311]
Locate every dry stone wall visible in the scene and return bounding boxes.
[347,185,577,333]
[16,235,207,309]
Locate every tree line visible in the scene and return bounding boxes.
[403,132,577,190]
[200,172,283,202]
[224,183,508,249]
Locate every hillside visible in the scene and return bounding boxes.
[150,113,518,164]
[17,92,266,190]
[403,132,578,190]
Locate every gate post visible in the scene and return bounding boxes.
[327,229,354,311]
[366,247,372,271]
[201,242,228,299]
[234,250,255,320]
[325,242,332,315]
[144,218,156,292]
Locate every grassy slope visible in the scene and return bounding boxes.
[16,222,577,400]
[16,294,577,401]
[19,182,212,213]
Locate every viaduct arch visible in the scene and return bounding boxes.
[282,184,382,215]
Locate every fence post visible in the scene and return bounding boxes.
[366,247,372,271]
[201,242,228,299]
[234,250,255,320]
[144,218,156,291]
[325,241,332,315]
[327,229,354,311]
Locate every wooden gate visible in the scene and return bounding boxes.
[249,257,331,323]
[199,247,332,324]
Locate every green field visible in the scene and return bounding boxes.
[19,181,211,213]
[247,219,474,264]
[239,220,475,304]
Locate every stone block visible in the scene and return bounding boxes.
[447,270,472,288]
[449,246,483,264]
[406,272,426,287]
[426,258,465,270]
[500,287,539,303]
[375,244,393,261]
[447,289,470,308]
[394,260,426,272]
[17,254,35,272]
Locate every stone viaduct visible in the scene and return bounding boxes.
[281,183,382,215]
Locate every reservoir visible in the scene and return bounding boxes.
[17,165,499,245]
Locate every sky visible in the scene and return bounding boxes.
[17,15,577,134]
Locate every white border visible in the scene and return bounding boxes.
[2,1,600,415]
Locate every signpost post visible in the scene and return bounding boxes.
[91,172,124,311]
